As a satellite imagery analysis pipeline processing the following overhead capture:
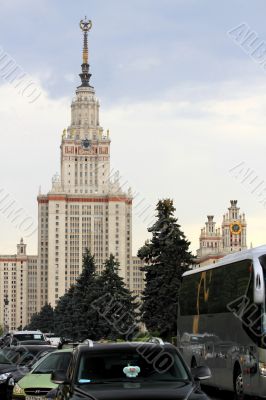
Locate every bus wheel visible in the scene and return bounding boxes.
[234,368,245,400]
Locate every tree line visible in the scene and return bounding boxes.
[25,199,194,340]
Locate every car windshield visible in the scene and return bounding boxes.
[76,348,189,384]
[0,349,19,364]
[32,352,71,374]
[13,334,44,342]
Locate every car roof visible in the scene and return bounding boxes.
[13,330,43,334]
[52,347,73,353]
[74,342,176,354]
[12,344,56,350]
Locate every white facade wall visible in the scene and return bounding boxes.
[0,240,37,330]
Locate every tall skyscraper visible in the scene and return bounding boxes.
[37,18,132,308]
[196,200,247,267]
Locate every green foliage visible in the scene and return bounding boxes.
[28,250,139,341]
[25,303,54,332]
[54,285,75,339]
[0,324,3,336]
[94,254,139,340]
[71,249,103,340]
[54,249,102,341]
[138,199,194,340]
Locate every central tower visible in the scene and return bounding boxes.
[37,19,132,308]
[61,18,110,196]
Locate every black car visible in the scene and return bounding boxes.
[52,340,211,400]
[0,344,56,400]
[0,334,11,349]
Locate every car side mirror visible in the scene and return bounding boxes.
[51,370,69,385]
[191,366,211,381]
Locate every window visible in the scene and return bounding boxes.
[180,260,252,316]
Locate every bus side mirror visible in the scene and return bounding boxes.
[253,260,265,304]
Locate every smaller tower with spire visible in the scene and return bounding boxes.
[196,216,222,261]
[222,200,247,253]
[17,238,27,256]
[196,200,247,267]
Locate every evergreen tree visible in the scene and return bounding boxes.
[54,286,75,339]
[71,249,103,341]
[138,199,194,339]
[94,254,139,340]
[25,303,54,333]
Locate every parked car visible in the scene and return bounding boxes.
[0,345,56,400]
[52,339,211,399]
[12,348,72,400]
[0,334,11,348]
[10,331,47,347]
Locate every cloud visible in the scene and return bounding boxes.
[1,75,266,255]
[0,80,69,253]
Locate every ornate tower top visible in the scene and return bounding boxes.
[79,16,93,88]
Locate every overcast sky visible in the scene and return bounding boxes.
[1,0,266,255]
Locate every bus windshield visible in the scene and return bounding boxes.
[259,255,266,336]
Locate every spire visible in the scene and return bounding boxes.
[79,17,93,88]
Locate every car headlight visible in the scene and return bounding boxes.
[259,362,266,376]
[0,373,11,384]
[8,377,15,386]
[13,383,25,396]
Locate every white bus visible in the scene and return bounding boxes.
[177,245,266,399]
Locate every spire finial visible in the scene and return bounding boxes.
[79,17,93,87]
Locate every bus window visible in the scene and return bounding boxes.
[180,260,252,316]
[208,260,251,314]
[179,274,199,316]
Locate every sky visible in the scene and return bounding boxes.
[1,0,266,255]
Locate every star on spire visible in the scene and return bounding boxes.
[79,17,93,87]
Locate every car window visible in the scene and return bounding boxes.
[32,352,71,374]
[76,348,189,383]
[13,334,44,342]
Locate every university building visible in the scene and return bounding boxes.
[0,19,147,328]
[0,239,37,331]
[37,19,133,308]
[130,256,145,301]
[196,200,247,267]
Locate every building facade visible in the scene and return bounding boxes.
[196,200,247,267]
[130,256,145,301]
[0,239,38,331]
[37,19,132,308]
[0,19,148,329]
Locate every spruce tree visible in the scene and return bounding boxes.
[71,249,102,341]
[138,199,194,339]
[25,303,54,333]
[54,286,75,339]
[94,254,139,340]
